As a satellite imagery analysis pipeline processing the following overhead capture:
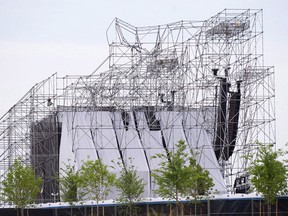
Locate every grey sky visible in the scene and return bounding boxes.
[0,0,287,146]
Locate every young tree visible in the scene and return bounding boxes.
[186,157,214,199]
[78,159,116,216]
[58,163,79,204]
[115,158,146,216]
[1,159,42,216]
[152,140,214,215]
[249,143,288,216]
[186,156,214,215]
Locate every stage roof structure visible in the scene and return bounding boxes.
[0,9,275,202]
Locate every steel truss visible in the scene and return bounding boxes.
[0,9,275,202]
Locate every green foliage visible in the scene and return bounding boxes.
[78,159,116,203]
[249,143,288,206]
[186,157,214,199]
[1,159,42,208]
[58,164,79,204]
[152,140,214,202]
[115,158,146,215]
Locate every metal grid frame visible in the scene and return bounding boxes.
[0,9,275,201]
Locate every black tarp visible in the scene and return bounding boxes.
[2,196,288,216]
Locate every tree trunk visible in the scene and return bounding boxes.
[259,200,261,216]
[276,199,278,216]
[268,203,271,216]
[20,208,24,216]
[146,203,149,216]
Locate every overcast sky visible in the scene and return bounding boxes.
[0,0,287,147]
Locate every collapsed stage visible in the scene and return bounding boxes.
[0,9,275,202]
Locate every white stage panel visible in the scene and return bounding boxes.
[135,112,165,170]
[183,111,226,193]
[59,112,75,169]
[112,111,150,197]
[157,111,189,151]
[134,111,166,196]
[89,111,121,170]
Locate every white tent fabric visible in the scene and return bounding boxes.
[112,111,151,197]
[59,112,76,169]
[134,111,166,196]
[135,112,165,170]
[59,110,227,199]
[89,111,120,169]
[183,111,226,192]
[157,111,189,151]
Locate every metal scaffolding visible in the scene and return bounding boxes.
[0,9,275,202]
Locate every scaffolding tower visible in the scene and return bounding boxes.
[0,9,275,202]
